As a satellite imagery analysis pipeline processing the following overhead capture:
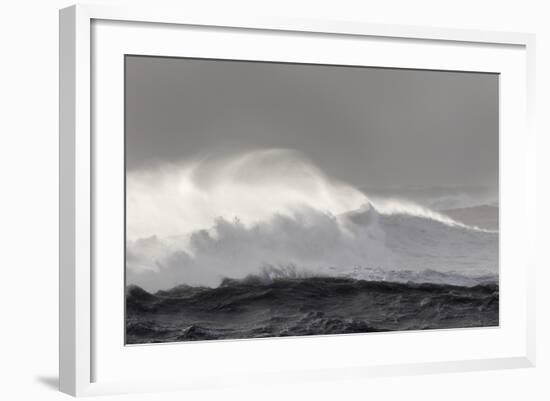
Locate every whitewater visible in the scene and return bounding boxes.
[126,148,498,291]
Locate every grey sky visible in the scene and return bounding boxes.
[125,55,498,192]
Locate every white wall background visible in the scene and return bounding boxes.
[0,0,547,399]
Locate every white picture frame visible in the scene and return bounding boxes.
[59,4,536,397]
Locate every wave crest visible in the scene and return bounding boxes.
[127,205,497,291]
[126,149,497,291]
[127,148,367,240]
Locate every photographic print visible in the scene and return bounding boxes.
[125,56,499,344]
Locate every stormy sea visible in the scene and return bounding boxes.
[126,276,498,344]
[125,149,499,344]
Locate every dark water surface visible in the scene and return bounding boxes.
[126,276,498,344]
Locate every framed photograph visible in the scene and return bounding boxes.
[59,4,536,396]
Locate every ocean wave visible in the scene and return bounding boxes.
[126,276,499,343]
[127,204,497,291]
[126,149,498,291]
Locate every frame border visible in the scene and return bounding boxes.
[59,4,536,396]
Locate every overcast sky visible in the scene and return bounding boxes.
[125,55,498,192]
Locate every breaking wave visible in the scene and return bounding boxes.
[127,148,489,240]
[126,148,366,240]
[126,148,498,291]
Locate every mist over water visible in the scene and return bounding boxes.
[126,149,366,241]
[126,149,498,291]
